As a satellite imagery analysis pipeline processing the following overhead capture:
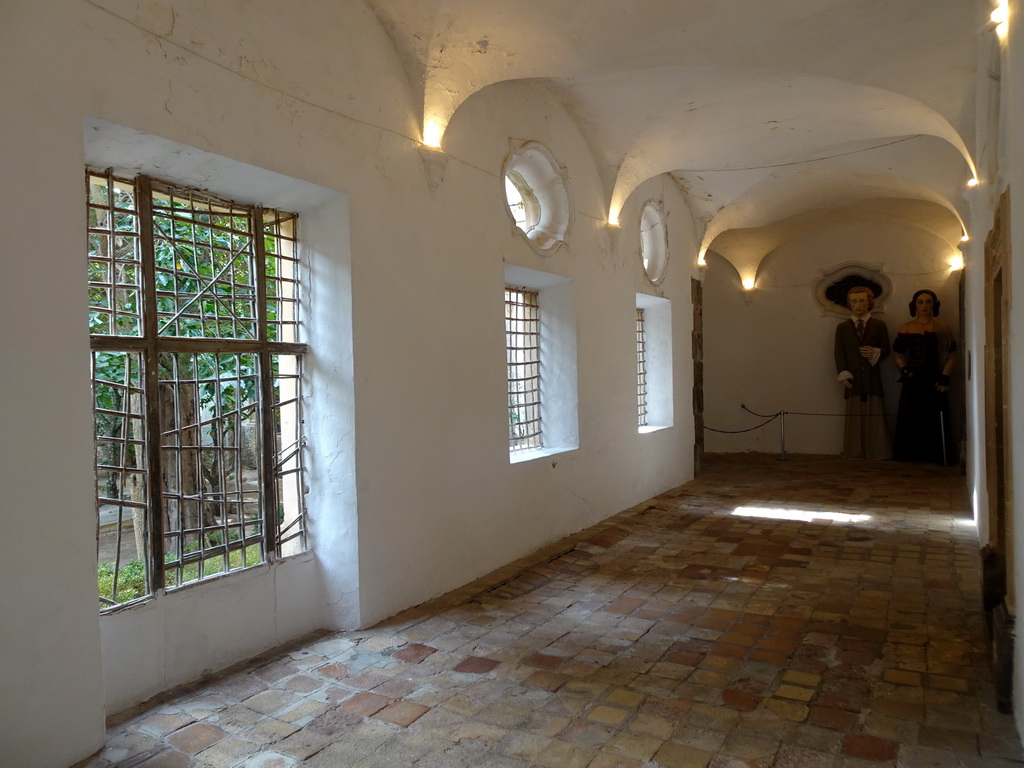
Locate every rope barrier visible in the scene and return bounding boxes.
[703,404,849,460]
[782,410,847,417]
[704,413,779,434]
[741,404,778,419]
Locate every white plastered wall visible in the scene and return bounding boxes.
[0,2,697,764]
[704,220,963,455]
[82,119,356,713]
[352,80,698,627]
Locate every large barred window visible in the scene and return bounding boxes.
[88,170,307,610]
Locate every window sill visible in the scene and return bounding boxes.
[638,424,672,434]
[509,445,576,464]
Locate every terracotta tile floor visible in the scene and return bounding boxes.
[81,454,1024,768]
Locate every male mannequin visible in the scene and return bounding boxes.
[834,286,891,459]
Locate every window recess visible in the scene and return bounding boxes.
[88,170,307,610]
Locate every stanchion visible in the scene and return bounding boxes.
[778,410,788,461]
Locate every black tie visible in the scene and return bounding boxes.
[856,319,864,339]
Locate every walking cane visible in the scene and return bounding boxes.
[939,410,947,466]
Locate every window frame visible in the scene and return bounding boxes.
[635,293,673,432]
[501,141,574,254]
[88,170,308,611]
[637,307,649,427]
[639,201,668,285]
[505,285,543,453]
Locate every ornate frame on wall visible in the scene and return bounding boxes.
[639,200,669,285]
[501,140,574,255]
[814,262,892,318]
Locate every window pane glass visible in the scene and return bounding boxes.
[87,172,142,337]
[637,308,648,427]
[152,184,258,340]
[264,212,300,343]
[273,354,306,555]
[159,352,265,589]
[92,350,151,608]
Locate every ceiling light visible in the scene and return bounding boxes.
[742,277,755,290]
[949,254,965,271]
[960,233,969,242]
[967,178,979,187]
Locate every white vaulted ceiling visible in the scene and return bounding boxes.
[366,0,982,279]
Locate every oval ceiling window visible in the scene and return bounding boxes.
[502,141,573,254]
[639,202,668,284]
[504,172,539,230]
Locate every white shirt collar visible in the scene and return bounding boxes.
[850,312,872,322]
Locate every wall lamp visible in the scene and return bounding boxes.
[993,1,1009,39]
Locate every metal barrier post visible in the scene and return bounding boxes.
[778,410,788,461]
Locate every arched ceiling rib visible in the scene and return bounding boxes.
[706,197,965,286]
[366,0,979,274]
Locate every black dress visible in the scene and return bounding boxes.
[892,331,957,465]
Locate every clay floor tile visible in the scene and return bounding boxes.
[244,689,299,716]
[253,660,299,684]
[373,677,418,698]
[339,691,393,717]
[665,650,704,667]
[524,670,570,692]
[138,712,195,737]
[139,750,192,768]
[605,598,645,615]
[305,707,363,738]
[314,662,348,680]
[344,670,391,689]
[165,723,227,754]
[722,690,760,711]
[771,744,834,768]
[708,643,746,659]
[652,741,715,768]
[373,700,430,727]
[747,649,788,666]
[212,674,269,702]
[808,706,860,731]
[588,752,645,768]
[917,724,978,753]
[282,674,322,694]
[392,643,438,663]
[840,733,899,762]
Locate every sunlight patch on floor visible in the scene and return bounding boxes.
[731,506,872,524]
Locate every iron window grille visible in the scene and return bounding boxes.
[637,308,648,427]
[505,286,541,452]
[88,170,307,610]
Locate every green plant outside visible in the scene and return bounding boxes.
[98,542,263,606]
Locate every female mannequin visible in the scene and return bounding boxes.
[892,290,957,464]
